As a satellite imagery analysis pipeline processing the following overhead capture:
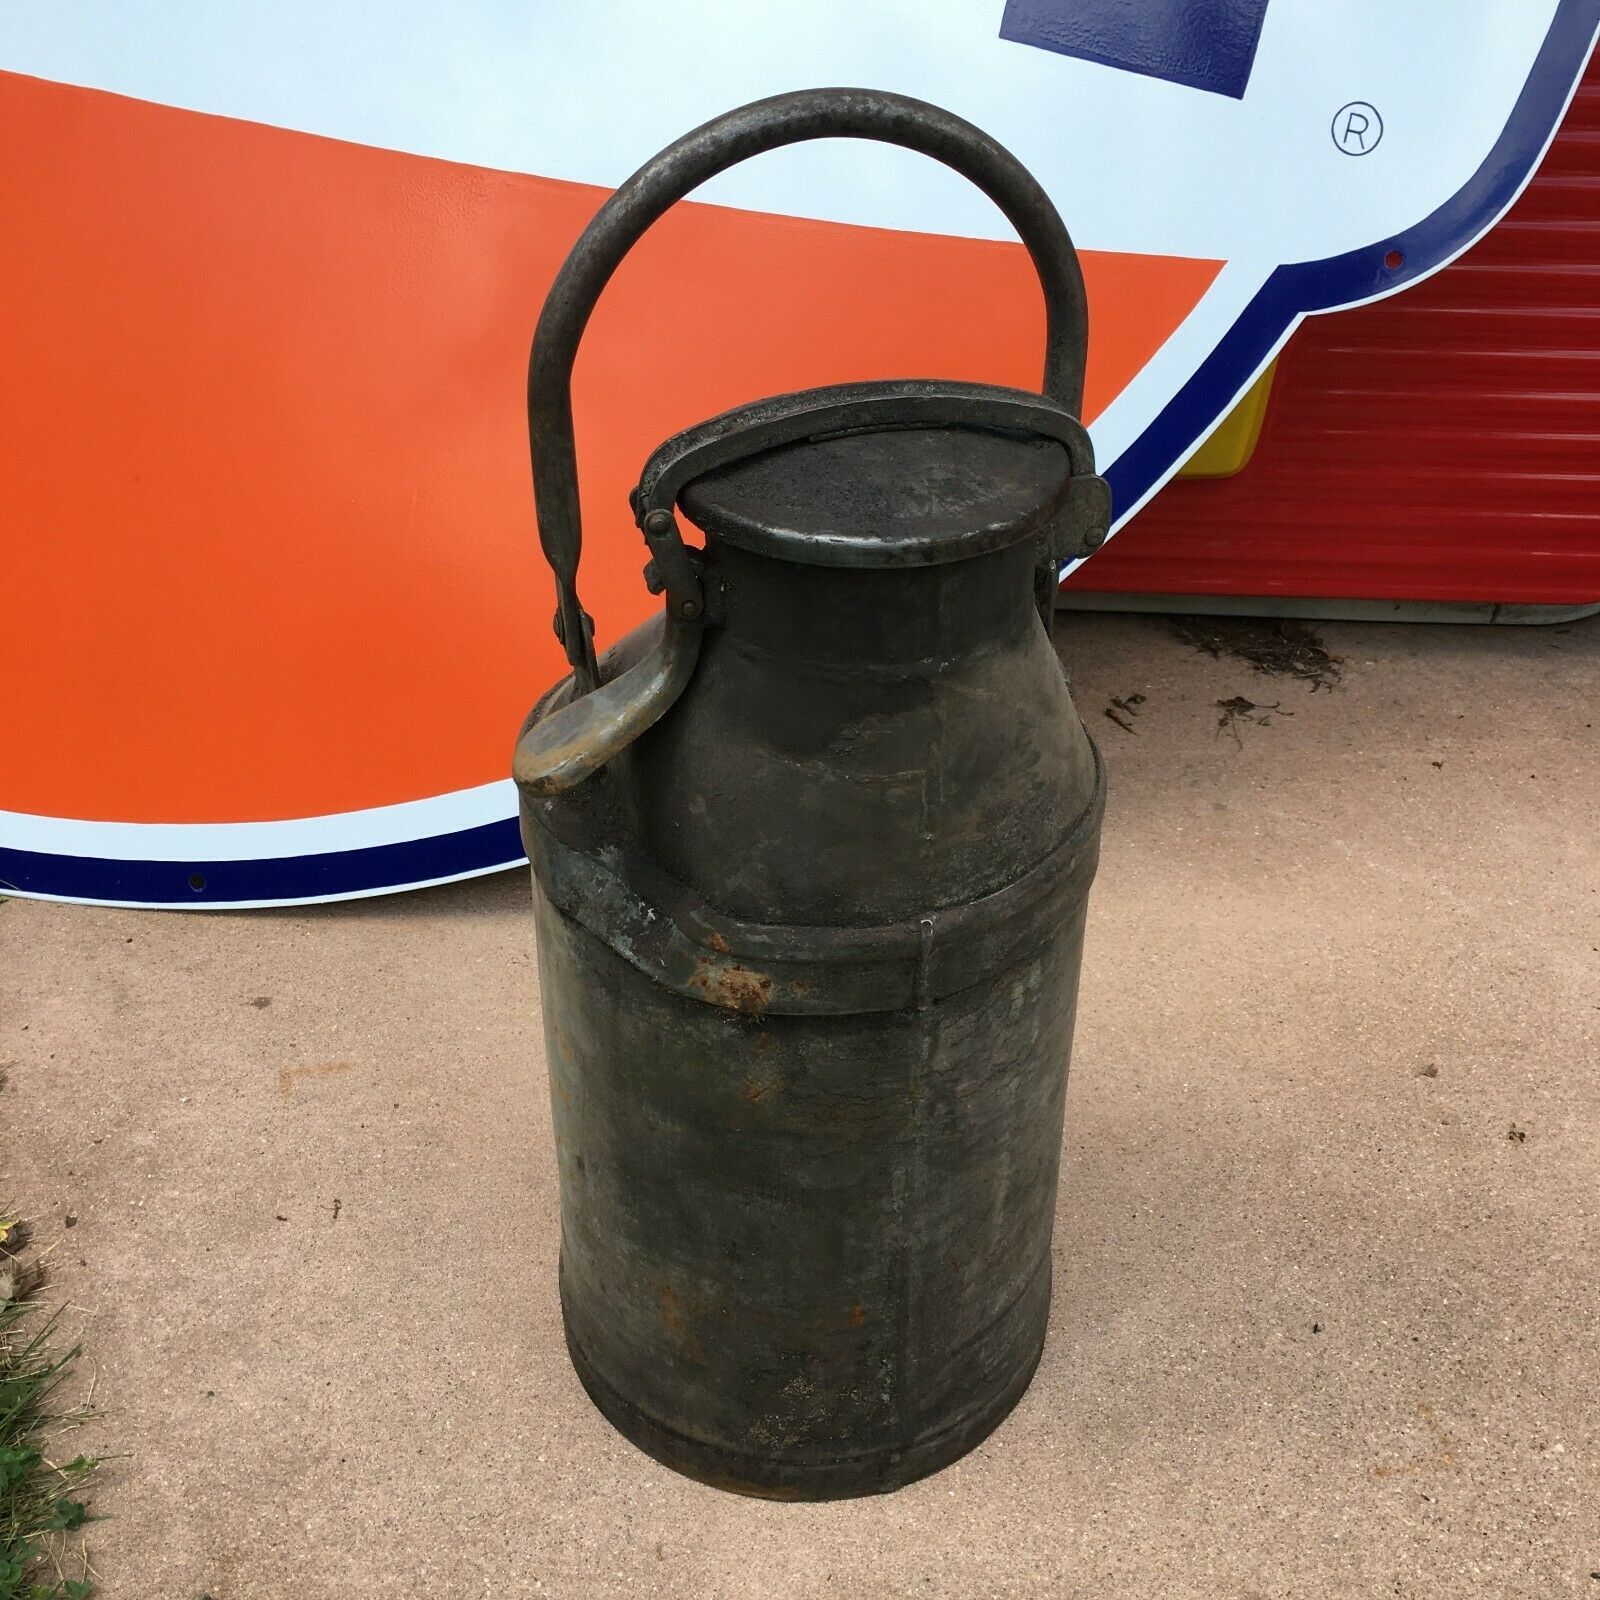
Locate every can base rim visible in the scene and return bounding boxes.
[560,1291,1048,1501]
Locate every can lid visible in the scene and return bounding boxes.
[678,424,1071,569]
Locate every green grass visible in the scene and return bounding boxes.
[0,1218,98,1600]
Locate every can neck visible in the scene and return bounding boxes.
[704,538,1041,672]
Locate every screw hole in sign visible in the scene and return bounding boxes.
[1384,249,1404,270]
[188,872,207,892]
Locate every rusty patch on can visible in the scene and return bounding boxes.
[658,1284,705,1365]
[706,928,732,954]
[688,957,773,1014]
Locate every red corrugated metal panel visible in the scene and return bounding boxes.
[1073,58,1600,607]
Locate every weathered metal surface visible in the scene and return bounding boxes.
[535,884,1090,1500]
[517,87,1106,1498]
[523,689,1102,1016]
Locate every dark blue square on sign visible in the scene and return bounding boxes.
[1000,0,1270,100]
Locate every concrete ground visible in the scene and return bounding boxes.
[3,611,1596,1598]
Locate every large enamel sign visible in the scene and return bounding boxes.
[3,1,1597,907]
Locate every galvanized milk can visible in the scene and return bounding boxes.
[516,89,1108,1498]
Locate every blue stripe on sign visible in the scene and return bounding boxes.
[1000,0,1271,100]
[0,817,525,905]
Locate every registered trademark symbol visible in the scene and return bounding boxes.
[1332,101,1383,155]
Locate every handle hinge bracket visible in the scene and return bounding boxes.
[632,499,705,621]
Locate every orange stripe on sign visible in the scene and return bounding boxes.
[0,72,1221,824]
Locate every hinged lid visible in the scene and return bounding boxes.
[679,424,1072,569]
[632,379,1110,580]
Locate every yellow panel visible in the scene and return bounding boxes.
[1178,359,1278,478]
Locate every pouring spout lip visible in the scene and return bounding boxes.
[513,611,702,797]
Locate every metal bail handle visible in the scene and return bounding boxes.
[526,86,1092,695]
